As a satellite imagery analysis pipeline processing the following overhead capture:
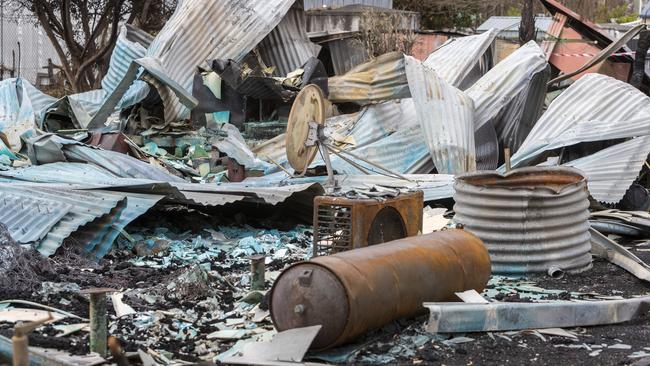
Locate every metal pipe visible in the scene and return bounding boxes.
[81,288,115,357]
[547,266,564,279]
[270,230,491,350]
[250,254,265,291]
[89,293,107,356]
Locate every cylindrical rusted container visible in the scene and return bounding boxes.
[270,230,491,350]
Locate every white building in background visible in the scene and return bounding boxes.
[0,8,61,85]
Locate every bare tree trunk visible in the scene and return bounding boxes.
[519,0,535,45]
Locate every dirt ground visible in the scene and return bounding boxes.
[1,215,650,365]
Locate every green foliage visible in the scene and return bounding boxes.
[505,6,521,17]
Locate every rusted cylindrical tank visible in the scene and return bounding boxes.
[454,167,592,275]
[270,230,491,350]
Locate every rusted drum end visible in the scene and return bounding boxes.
[271,230,491,350]
[270,262,349,350]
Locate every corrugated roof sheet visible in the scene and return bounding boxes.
[467,41,548,153]
[0,78,56,150]
[258,6,322,76]
[477,16,554,36]
[423,29,498,90]
[253,99,418,172]
[565,136,650,204]
[0,193,71,243]
[247,173,455,201]
[0,163,325,207]
[144,0,295,122]
[328,52,409,104]
[26,134,184,182]
[329,123,431,174]
[327,38,370,75]
[101,25,152,95]
[507,74,650,170]
[0,184,124,256]
[304,0,393,9]
[405,56,475,175]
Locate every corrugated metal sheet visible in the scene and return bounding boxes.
[328,38,369,75]
[477,16,554,41]
[454,167,592,275]
[247,173,455,201]
[0,163,325,207]
[335,99,418,146]
[328,52,409,104]
[21,79,57,120]
[474,121,499,170]
[144,0,295,122]
[0,194,71,243]
[0,185,123,256]
[0,185,162,258]
[405,56,475,175]
[507,74,650,170]
[467,41,548,153]
[253,99,417,171]
[0,163,123,185]
[423,29,498,90]
[27,134,184,182]
[305,98,429,175]
[82,191,163,259]
[0,78,56,150]
[565,136,650,204]
[541,13,566,60]
[304,0,393,9]
[328,124,430,174]
[101,25,152,95]
[258,6,322,76]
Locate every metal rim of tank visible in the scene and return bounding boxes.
[454,166,587,193]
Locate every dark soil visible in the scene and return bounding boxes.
[4,220,650,365]
[534,248,650,297]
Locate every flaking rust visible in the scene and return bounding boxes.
[270,229,491,350]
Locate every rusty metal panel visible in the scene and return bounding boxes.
[312,190,423,256]
[453,167,592,275]
[564,136,650,204]
[541,13,566,60]
[328,52,409,104]
[508,73,650,170]
[405,56,475,175]
[423,29,497,90]
[271,229,491,350]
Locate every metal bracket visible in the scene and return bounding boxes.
[305,121,319,147]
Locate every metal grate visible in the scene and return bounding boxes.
[314,204,353,256]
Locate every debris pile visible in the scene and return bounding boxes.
[2,0,650,365]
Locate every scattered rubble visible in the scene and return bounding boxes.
[2,0,650,364]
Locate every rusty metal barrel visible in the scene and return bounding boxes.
[270,230,491,350]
